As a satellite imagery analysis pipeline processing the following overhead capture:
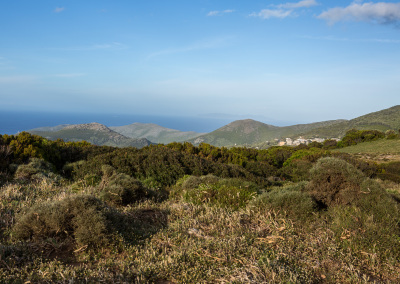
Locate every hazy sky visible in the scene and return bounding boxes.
[1,0,400,125]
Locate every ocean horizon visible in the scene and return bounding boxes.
[0,110,234,135]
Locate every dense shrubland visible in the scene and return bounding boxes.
[1,131,400,282]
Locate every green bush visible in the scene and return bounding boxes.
[280,159,313,182]
[172,175,259,210]
[338,129,385,147]
[322,139,338,149]
[14,158,63,183]
[252,182,318,221]
[332,152,378,178]
[12,195,110,248]
[305,158,400,259]
[182,174,219,190]
[385,129,399,139]
[377,161,400,183]
[306,157,366,207]
[329,179,400,259]
[98,165,147,206]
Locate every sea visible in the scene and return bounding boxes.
[0,110,234,135]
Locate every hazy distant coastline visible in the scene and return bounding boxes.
[0,110,232,135]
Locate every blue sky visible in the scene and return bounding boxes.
[1,0,400,126]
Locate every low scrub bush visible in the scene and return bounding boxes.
[98,165,147,206]
[12,195,110,248]
[305,158,400,259]
[378,161,400,183]
[172,175,259,210]
[385,129,399,139]
[69,174,101,192]
[252,182,318,221]
[332,152,378,178]
[338,129,385,147]
[182,174,219,190]
[329,179,400,259]
[280,148,330,182]
[306,157,367,207]
[14,158,63,183]
[280,159,313,182]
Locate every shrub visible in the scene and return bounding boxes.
[0,144,12,171]
[377,161,400,183]
[12,195,110,248]
[338,129,385,147]
[329,179,400,259]
[14,158,63,183]
[322,139,338,149]
[280,159,313,182]
[172,175,259,210]
[306,157,366,207]
[252,182,317,221]
[279,148,330,182]
[332,152,378,178]
[385,129,398,139]
[182,174,219,190]
[98,165,146,206]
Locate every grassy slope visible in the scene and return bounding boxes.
[334,139,400,163]
[301,105,400,139]
[335,139,400,155]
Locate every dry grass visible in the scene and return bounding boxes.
[1,171,400,282]
[334,139,400,163]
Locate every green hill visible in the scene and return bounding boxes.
[190,105,400,147]
[300,105,400,139]
[110,123,204,144]
[29,123,151,148]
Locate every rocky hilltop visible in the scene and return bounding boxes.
[29,123,151,148]
[63,122,110,131]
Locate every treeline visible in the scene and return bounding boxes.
[1,129,400,187]
[0,132,109,170]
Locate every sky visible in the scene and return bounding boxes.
[1,0,400,127]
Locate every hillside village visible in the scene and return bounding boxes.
[277,137,340,146]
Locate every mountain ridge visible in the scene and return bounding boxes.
[190,119,347,147]
[26,105,400,148]
[29,122,151,148]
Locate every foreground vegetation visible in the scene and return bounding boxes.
[1,130,400,283]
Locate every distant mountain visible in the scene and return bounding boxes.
[110,123,204,144]
[29,123,151,148]
[29,124,70,132]
[27,105,400,148]
[189,119,345,147]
